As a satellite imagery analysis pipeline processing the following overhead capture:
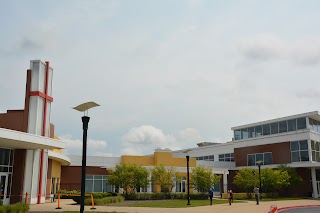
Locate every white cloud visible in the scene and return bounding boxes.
[121,126,204,155]
[60,134,108,156]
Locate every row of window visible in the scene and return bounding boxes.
[219,153,234,162]
[0,148,14,166]
[85,175,114,193]
[247,152,272,166]
[234,117,307,140]
[195,155,214,161]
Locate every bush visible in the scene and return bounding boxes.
[0,200,2,206]
[0,202,29,213]
[121,193,208,200]
[57,189,81,199]
[72,193,112,204]
[84,196,124,205]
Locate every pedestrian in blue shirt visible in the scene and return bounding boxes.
[208,186,214,206]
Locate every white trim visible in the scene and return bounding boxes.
[0,128,65,149]
[48,151,71,166]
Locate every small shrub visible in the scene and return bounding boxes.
[0,200,2,206]
[84,196,124,205]
[0,202,29,213]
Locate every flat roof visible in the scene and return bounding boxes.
[231,111,320,130]
[0,127,65,149]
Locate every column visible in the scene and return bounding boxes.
[147,173,152,193]
[311,167,318,198]
[223,172,228,193]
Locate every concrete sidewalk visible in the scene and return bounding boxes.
[29,199,320,213]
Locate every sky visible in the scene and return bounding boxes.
[1,0,320,157]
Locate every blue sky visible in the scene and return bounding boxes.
[1,0,320,157]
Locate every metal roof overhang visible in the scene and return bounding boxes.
[0,128,65,150]
[48,150,71,166]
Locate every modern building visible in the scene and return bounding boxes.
[61,112,320,198]
[0,60,70,205]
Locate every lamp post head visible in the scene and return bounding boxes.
[73,101,100,116]
[256,160,263,166]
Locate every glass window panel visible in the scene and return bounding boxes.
[291,151,300,162]
[287,119,297,132]
[312,151,316,161]
[85,180,93,192]
[299,140,308,150]
[94,180,103,192]
[234,130,242,140]
[198,157,204,160]
[248,154,255,166]
[309,118,313,126]
[176,181,181,192]
[297,117,306,130]
[264,153,272,165]
[86,175,93,179]
[219,154,224,159]
[242,128,248,139]
[182,181,186,192]
[300,151,309,161]
[255,126,262,137]
[262,124,270,135]
[270,123,279,134]
[316,152,320,162]
[291,141,299,151]
[10,150,14,166]
[203,156,209,160]
[256,153,263,164]
[316,142,320,151]
[248,127,254,138]
[231,153,234,157]
[279,121,287,133]
[313,120,318,131]
[225,153,231,158]
[94,175,103,180]
[0,149,10,165]
[311,141,315,150]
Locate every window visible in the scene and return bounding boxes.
[242,128,248,139]
[176,177,186,192]
[85,175,113,192]
[291,140,309,162]
[234,130,241,140]
[262,124,270,136]
[255,126,262,137]
[247,152,273,166]
[287,119,297,132]
[196,155,214,161]
[311,140,320,162]
[219,153,234,162]
[279,121,287,133]
[297,117,306,130]
[248,127,255,138]
[270,123,279,134]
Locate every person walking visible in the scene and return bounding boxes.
[253,186,259,205]
[208,186,214,206]
[227,188,233,205]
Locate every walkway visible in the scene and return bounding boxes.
[29,199,320,213]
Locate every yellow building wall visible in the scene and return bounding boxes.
[52,160,61,178]
[120,150,196,193]
[121,155,154,166]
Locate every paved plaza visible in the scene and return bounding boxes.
[29,199,320,213]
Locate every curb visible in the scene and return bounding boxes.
[266,205,320,213]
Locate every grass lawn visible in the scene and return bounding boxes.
[126,199,243,207]
[236,197,305,202]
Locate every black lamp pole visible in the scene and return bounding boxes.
[186,155,190,205]
[258,163,262,199]
[80,116,90,213]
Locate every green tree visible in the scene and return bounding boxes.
[277,164,303,186]
[261,168,290,194]
[233,168,259,194]
[151,165,181,192]
[191,166,221,193]
[108,163,149,194]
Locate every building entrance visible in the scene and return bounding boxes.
[0,173,9,205]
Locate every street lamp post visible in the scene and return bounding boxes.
[256,160,262,200]
[73,102,100,213]
[186,155,190,205]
